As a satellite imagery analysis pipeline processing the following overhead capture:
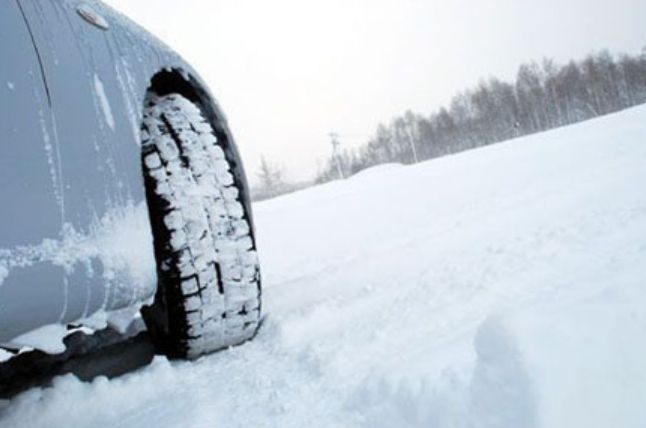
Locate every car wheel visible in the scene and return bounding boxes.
[140,93,261,359]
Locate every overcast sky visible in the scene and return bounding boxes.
[104,0,646,184]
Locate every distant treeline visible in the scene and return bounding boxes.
[316,48,646,183]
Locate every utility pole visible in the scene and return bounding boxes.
[328,132,345,179]
[406,127,419,164]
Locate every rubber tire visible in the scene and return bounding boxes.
[141,93,261,359]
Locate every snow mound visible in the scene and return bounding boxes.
[347,316,537,428]
[349,163,404,180]
[2,105,646,427]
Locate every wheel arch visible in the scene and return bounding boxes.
[142,68,255,228]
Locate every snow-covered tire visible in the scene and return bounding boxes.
[140,93,261,359]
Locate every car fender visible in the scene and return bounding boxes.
[0,0,253,346]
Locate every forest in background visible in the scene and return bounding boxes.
[252,48,646,199]
[314,48,646,183]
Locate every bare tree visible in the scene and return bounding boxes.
[254,155,287,201]
[315,47,646,184]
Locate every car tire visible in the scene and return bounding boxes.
[140,93,261,359]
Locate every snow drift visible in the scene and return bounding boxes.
[1,105,646,427]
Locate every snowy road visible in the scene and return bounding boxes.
[2,106,646,427]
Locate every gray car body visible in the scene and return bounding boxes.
[0,0,252,345]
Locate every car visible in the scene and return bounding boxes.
[0,0,262,393]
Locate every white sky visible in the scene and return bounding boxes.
[104,0,646,184]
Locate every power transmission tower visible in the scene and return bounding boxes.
[328,132,345,179]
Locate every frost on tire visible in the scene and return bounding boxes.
[140,93,261,359]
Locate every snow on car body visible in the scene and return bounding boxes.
[0,0,260,360]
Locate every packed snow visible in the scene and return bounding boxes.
[1,105,646,427]
[142,93,260,355]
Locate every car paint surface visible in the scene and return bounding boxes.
[0,0,252,344]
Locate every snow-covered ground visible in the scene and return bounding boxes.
[2,105,646,428]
